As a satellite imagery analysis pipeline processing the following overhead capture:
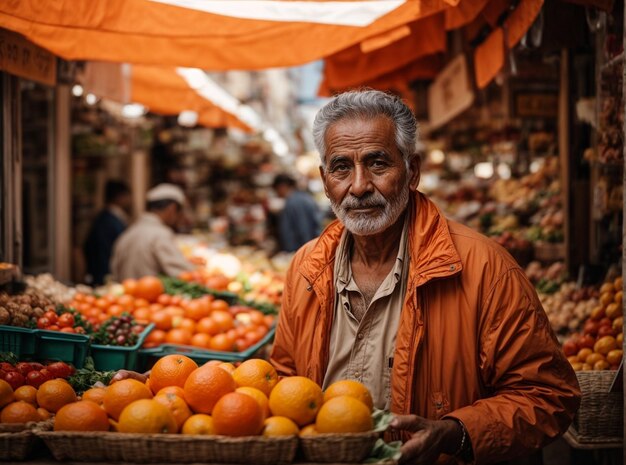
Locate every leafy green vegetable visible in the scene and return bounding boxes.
[67,357,115,394]
[364,439,402,463]
[372,409,394,433]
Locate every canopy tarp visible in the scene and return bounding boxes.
[0,0,459,70]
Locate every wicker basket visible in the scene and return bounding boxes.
[299,432,380,463]
[572,370,623,443]
[37,431,298,464]
[0,419,52,461]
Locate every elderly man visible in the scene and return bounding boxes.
[270,90,580,464]
[110,183,195,280]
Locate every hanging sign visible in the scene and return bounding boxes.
[427,54,474,129]
[0,29,56,86]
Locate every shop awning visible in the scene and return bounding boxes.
[0,0,458,70]
[79,62,260,132]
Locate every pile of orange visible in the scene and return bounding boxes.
[0,378,77,424]
[68,275,275,353]
[40,353,374,438]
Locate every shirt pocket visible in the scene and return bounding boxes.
[430,391,450,419]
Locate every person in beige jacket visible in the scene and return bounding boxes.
[110,183,195,281]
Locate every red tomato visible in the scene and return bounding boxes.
[43,310,58,324]
[0,362,15,373]
[58,313,75,328]
[74,326,86,334]
[46,325,60,331]
[26,370,46,388]
[3,371,25,389]
[15,362,34,376]
[38,368,54,383]
[37,317,50,329]
[46,362,72,379]
[60,327,75,333]
[29,362,44,371]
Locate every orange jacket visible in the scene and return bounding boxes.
[270,192,580,464]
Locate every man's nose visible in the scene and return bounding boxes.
[349,165,374,197]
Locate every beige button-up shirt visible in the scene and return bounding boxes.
[110,212,195,281]
[322,219,410,410]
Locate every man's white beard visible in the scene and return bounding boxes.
[330,179,410,236]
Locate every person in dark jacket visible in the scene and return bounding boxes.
[272,174,321,252]
[84,180,132,285]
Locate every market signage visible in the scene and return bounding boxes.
[427,54,474,129]
[0,29,56,86]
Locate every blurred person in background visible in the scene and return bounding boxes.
[84,180,131,285]
[110,183,195,280]
[272,173,321,252]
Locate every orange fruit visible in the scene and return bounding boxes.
[185,300,211,321]
[218,362,236,374]
[607,349,623,365]
[81,387,107,406]
[154,393,192,431]
[152,311,173,331]
[133,308,151,324]
[196,317,220,336]
[262,416,299,437]
[37,407,51,421]
[156,386,186,399]
[117,399,177,434]
[212,392,264,436]
[594,336,618,355]
[149,355,198,395]
[236,386,270,418]
[181,414,216,435]
[14,385,37,406]
[210,299,230,312]
[122,279,138,296]
[176,318,197,333]
[209,333,235,352]
[577,348,593,362]
[268,376,323,426]
[585,353,605,366]
[54,401,110,431]
[323,380,374,411]
[36,379,77,413]
[184,365,236,414]
[211,310,234,332]
[1,401,41,423]
[143,329,166,348]
[135,276,165,303]
[232,359,278,396]
[0,380,14,409]
[103,379,153,421]
[315,396,373,433]
[165,328,193,345]
[190,333,212,348]
[299,424,318,436]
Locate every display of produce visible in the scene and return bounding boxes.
[0,292,55,328]
[23,273,91,305]
[562,276,623,371]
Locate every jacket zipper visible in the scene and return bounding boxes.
[405,287,425,415]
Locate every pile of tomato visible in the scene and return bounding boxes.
[35,309,87,334]
[0,360,75,389]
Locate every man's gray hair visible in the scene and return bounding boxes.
[312,89,418,168]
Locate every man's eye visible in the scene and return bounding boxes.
[331,164,349,172]
[371,160,387,168]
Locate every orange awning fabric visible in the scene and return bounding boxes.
[0,0,460,70]
[319,53,443,96]
[131,65,257,132]
[322,13,446,90]
[473,0,543,88]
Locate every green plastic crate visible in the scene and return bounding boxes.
[138,325,276,370]
[90,323,155,371]
[0,325,89,368]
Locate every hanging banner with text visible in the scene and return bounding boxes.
[0,29,56,86]
[427,54,474,130]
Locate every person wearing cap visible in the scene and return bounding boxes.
[272,173,321,252]
[110,183,195,281]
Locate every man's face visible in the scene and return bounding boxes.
[319,116,420,236]
[162,202,182,229]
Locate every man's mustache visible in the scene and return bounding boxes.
[340,194,387,210]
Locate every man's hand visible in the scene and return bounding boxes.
[109,370,150,385]
[389,415,463,465]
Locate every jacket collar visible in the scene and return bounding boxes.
[299,191,462,288]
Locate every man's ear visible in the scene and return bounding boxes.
[319,165,330,198]
[408,154,421,191]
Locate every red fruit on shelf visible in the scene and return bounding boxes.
[43,310,58,324]
[579,334,596,350]
[598,325,617,338]
[15,362,34,376]
[29,363,44,371]
[26,371,46,388]
[58,313,75,328]
[46,362,73,379]
[4,371,25,389]
[583,321,599,337]
[37,317,50,329]
[0,362,15,373]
